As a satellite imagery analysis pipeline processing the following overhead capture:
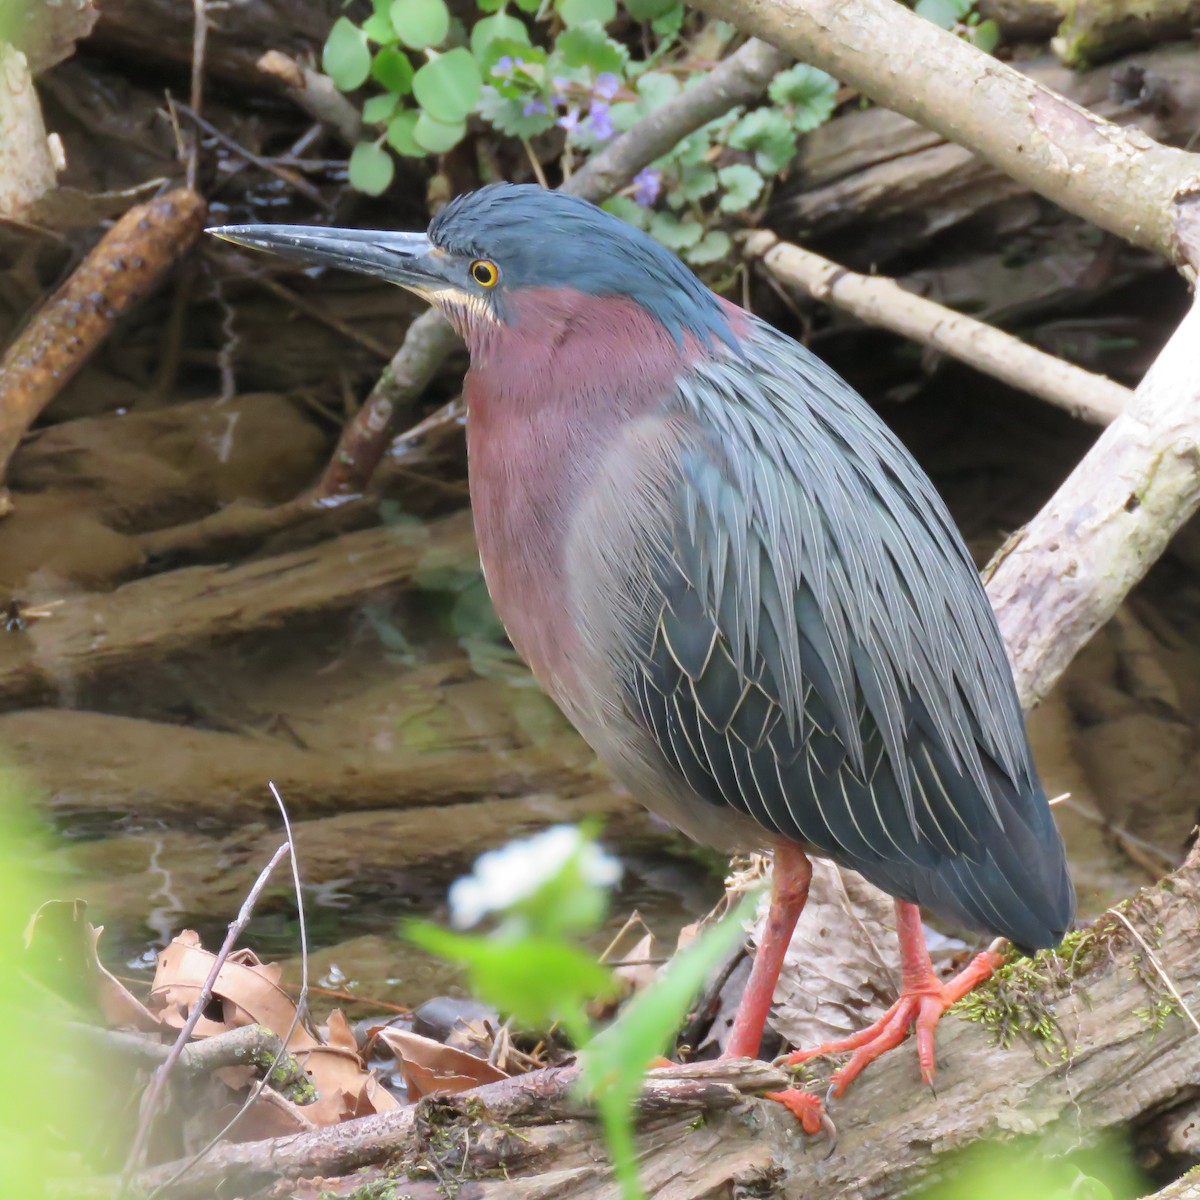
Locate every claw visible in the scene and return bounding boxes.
[763,1088,830,1140]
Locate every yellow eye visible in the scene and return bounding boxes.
[471,259,499,287]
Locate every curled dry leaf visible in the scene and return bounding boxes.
[752,859,901,1050]
[374,1028,508,1099]
[23,899,164,1032]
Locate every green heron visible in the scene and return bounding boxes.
[212,184,1074,1124]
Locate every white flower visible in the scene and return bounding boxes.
[447,825,622,929]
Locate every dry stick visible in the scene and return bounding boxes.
[121,840,291,1188]
[0,188,208,506]
[144,782,310,1200]
[186,0,207,192]
[689,0,1200,266]
[744,231,1133,427]
[257,50,363,146]
[309,36,792,503]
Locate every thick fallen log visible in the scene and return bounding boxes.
[94,858,1200,1199]
[0,511,475,709]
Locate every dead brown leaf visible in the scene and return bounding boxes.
[375,1028,508,1099]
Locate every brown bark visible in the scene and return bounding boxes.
[91,863,1200,1199]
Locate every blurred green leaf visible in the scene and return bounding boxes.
[970,17,1000,51]
[603,195,652,230]
[679,163,718,201]
[769,63,838,131]
[363,92,402,124]
[729,108,796,174]
[413,48,482,123]
[391,0,450,49]
[685,229,732,264]
[414,109,467,152]
[559,0,617,27]
[323,17,372,91]
[349,141,396,194]
[636,70,679,108]
[649,210,703,250]
[625,0,678,19]
[408,925,615,1029]
[914,0,971,27]
[717,162,763,212]
[386,109,425,155]
[512,0,543,12]
[471,11,530,56]
[650,3,684,36]
[479,86,558,137]
[371,47,414,94]
[557,24,628,74]
[362,11,399,44]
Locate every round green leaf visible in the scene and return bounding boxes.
[624,0,676,19]
[558,0,616,27]
[323,18,371,92]
[413,48,481,123]
[471,12,530,56]
[371,47,414,93]
[414,109,467,152]
[684,229,732,265]
[602,195,652,230]
[363,92,402,124]
[717,162,764,212]
[349,141,395,194]
[649,210,702,251]
[386,110,425,155]
[390,0,449,49]
[650,3,684,36]
[361,12,398,44]
[556,25,628,74]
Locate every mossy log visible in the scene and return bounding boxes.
[89,856,1200,1200]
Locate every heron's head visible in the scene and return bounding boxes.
[209,183,735,354]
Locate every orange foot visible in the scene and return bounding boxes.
[782,946,1003,1098]
[763,1087,832,1137]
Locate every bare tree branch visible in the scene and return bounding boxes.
[746,230,1133,426]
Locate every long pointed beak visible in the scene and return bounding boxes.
[207,224,445,290]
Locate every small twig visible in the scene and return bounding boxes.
[257,50,363,146]
[187,0,208,191]
[745,231,1133,427]
[144,783,309,1200]
[121,841,291,1187]
[1106,907,1200,1036]
[521,138,549,189]
[252,274,392,359]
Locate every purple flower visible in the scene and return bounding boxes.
[557,107,581,131]
[586,100,614,141]
[491,55,514,77]
[523,96,549,117]
[550,75,573,103]
[632,167,661,207]
[594,72,620,100]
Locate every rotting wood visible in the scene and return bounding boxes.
[0,188,208,505]
[84,862,1200,1200]
[745,231,1133,425]
[0,511,475,709]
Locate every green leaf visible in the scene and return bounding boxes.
[558,0,617,26]
[624,0,677,18]
[636,70,679,109]
[407,925,615,1029]
[729,108,796,175]
[577,896,759,1200]
[603,195,652,230]
[371,47,414,94]
[363,92,402,124]
[717,162,763,212]
[679,163,717,202]
[323,18,372,91]
[915,0,971,27]
[478,85,558,137]
[390,0,450,49]
[650,2,684,36]
[769,64,838,132]
[362,12,399,44]
[386,109,424,155]
[348,141,395,194]
[413,109,466,152]
[413,48,482,123]
[557,24,628,74]
[471,12,530,56]
[512,0,541,11]
[607,101,641,134]
[969,17,1000,52]
[649,211,703,251]
[684,229,731,265]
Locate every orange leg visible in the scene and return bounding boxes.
[721,844,829,1136]
[783,899,1003,1098]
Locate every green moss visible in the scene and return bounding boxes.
[952,954,1069,1057]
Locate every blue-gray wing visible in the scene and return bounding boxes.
[626,321,1073,950]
